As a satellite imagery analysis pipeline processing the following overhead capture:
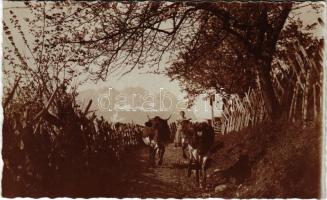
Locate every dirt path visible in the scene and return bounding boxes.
[107,144,209,198]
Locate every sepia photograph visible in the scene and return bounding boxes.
[1,1,326,198]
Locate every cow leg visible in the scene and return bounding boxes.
[201,156,208,189]
[174,130,180,147]
[187,159,192,177]
[148,147,153,166]
[182,141,188,159]
[158,146,165,165]
[199,156,203,177]
[195,161,200,187]
[149,147,155,166]
[154,148,158,166]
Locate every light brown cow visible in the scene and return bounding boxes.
[181,121,215,188]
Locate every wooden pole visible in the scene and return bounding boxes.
[292,84,299,122]
[302,69,310,126]
[313,84,317,119]
[83,99,93,116]
[210,95,214,127]
[31,86,59,123]
[4,76,21,108]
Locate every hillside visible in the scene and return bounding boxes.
[206,120,321,198]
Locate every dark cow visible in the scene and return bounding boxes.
[181,120,215,188]
[143,115,171,166]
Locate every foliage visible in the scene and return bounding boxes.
[167,15,258,101]
[168,3,324,109]
[2,88,143,197]
[3,2,84,106]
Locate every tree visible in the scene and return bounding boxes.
[167,3,324,110]
[20,1,295,118]
[167,15,258,103]
[3,2,84,107]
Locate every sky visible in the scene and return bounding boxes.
[79,64,184,97]
[77,70,219,120]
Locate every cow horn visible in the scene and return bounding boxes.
[165,114,172,121]
[147,114,150,120]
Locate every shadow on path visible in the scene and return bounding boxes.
[104,144,205,198]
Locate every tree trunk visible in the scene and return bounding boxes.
[255,4,293,120]
[257,58,280,119]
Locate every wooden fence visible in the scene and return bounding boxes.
[219,89,270,134]
[219,41,323,134]
[274,42,323,124]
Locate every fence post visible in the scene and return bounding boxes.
[313,84,317,119]
[302,69,310,127]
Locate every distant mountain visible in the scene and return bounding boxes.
[77,86,196,124]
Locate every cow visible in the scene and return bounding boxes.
[181,120,215,188]
[142,115,171,166]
